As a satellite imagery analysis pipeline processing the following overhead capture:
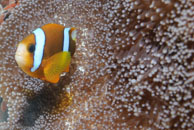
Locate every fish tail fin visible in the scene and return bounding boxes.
[70,27,77,41]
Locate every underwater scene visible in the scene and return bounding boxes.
[0,0,193,129]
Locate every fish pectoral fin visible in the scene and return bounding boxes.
[44,51,71,83]
[64,65,70,72]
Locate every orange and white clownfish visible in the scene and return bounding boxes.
[15,23,77,83]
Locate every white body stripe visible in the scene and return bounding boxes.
[63,28,71,52]
[31,28,46,72]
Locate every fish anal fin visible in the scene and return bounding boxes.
[44,52,71,83]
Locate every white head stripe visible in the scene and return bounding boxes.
[31,28,46,72]
[63,28,71,52]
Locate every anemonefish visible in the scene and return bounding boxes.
[15,23,77,83]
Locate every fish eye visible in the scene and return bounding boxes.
[28,44,35,53]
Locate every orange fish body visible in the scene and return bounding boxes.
[15,24,77,83]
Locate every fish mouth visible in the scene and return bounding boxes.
[15,53,26,66]
[15,53,22,57]
[15,43,27,65]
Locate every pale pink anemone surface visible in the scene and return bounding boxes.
[0,0,193,129]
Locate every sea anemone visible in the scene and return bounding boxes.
[0,0,193,129]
